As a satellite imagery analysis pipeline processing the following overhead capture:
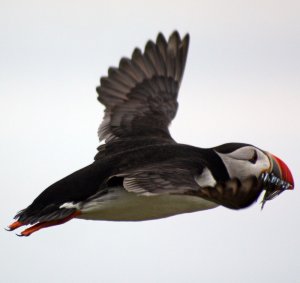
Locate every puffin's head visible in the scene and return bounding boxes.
[214,143,294,206]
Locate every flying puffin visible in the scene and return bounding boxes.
[7,31,294,236]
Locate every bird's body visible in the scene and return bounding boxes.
[7,31,294,236]
[16,144,222,223]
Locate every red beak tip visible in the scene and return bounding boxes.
[271,153,294,189]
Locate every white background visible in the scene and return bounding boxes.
[1,1,299,282]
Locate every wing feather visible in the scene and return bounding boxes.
[96,31,190,146]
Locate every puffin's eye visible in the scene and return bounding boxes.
[248,150,258,164]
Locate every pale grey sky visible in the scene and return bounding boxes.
[1,1,299,282]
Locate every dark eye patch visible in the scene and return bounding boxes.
[249,150,258,164]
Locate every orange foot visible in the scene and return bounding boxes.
[6,210,81,237]
[5,220,25,231]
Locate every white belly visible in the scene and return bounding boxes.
[77,187,218,221]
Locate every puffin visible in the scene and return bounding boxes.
[7,31,294,236]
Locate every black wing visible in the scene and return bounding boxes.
[115,164,262,209]
[96,31,189,147]
[115,163,201,195]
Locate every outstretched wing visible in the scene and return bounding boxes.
[96,31,189,145]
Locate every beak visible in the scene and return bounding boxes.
[260,152,294,209]
[267,153,294,190]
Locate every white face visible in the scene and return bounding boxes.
[215,146,271,180]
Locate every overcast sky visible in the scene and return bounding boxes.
[1,1,299,282]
